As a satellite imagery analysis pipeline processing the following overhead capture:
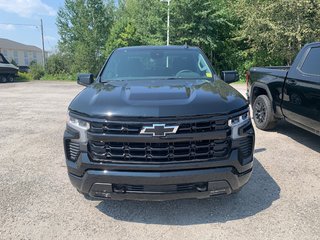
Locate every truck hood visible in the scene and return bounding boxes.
[69,79,247,118]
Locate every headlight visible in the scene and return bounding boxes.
[67,114,90,143]
[68,116,90,130]
[228,112,249,127]
[228,111,250,139]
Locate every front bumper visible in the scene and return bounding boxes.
[67,149,253,201]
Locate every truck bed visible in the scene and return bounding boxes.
[250,66,290,79]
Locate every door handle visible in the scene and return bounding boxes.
[287,79,297,86]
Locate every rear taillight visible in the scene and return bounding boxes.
[245,71,250,88]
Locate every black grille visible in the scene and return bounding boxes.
[66,140,80,161]
[88,117,231,164]
[88,139,230,163]
[90,119,228,135]
[115,183,207,193]
[239,137,253,158]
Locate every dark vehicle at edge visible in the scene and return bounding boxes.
[0,53,18,83]
[64,45,255,201]
[247,42,320,136]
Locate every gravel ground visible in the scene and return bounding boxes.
[0,81,319,240]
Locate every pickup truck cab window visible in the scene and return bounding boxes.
[0,54,6,63]
[101,48,214,81]
[300,47,320,76]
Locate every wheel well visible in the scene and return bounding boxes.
[252,87,269,104]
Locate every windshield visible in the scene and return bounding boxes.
[100,48,214,81]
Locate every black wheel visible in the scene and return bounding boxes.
[253,95,277,130]
[0,76,7,83]
[8,75,14,82]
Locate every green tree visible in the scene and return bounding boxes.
[57,0,115,74]
[105,0,239,74]
[29,62,45,80]
[236,0,320,66]
[104,0,167,56]
[105,18,140,56]
[170,0,237,73]
[46,53,70,75]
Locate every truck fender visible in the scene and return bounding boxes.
[250,82,275,113]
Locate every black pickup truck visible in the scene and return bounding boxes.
[0,53,18,83]
[64,46,255,201]
[247,42,320,136]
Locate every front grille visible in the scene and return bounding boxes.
[239,137,253,158]
[88,117,231,164]
[90,119,228,135]
[66,140,80,161]
[88,139,230,163]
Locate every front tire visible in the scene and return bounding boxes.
[0,76,7,83]
[8,75,14,82]
[253,95,277,130]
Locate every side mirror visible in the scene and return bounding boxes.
[77,73,94,86]
[221,71,239,84]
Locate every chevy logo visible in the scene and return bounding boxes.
[140,124,179,137]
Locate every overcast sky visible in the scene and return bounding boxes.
[0,0,64,52]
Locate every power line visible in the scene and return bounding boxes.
[0,23,38,27]
[0,20,46,67]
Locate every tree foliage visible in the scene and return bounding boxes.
[46,53,70,75]
[104,0,166,56]
[236,0,320,66]
[55,0,320,79]
[175,0,242,73]
[30,62,45,80]
[56,0,115,74]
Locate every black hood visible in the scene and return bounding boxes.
[69,79,247,118]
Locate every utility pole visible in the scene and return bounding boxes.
[166,0,170,46]
[40,19,46,67]
[0,21,46,67]
[161,0,171,45]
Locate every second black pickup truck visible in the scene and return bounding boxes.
[64,45,255,201]
[247,42,320,136]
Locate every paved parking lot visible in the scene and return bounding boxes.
[0,81,319,240]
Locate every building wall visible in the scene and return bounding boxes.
[1,48,44,66]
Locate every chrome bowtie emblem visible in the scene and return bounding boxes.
[140,124,179,137]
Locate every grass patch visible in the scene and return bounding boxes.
[16,72,33,82]
[15,72,77,82]
[233,77,246,84]
[41,73,77,81]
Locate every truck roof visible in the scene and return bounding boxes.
[305,42,320,48]
[117,45,200,51]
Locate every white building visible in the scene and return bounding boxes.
[0,38,46,66]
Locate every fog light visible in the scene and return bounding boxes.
[196,184,207,192]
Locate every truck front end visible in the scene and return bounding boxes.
[64,46,255,201]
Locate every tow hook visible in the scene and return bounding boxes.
[113,185,126,194]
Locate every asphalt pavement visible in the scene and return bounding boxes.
[0,81,319,240]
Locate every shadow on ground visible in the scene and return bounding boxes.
[273,120,319,153]
[96,159,280,225]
